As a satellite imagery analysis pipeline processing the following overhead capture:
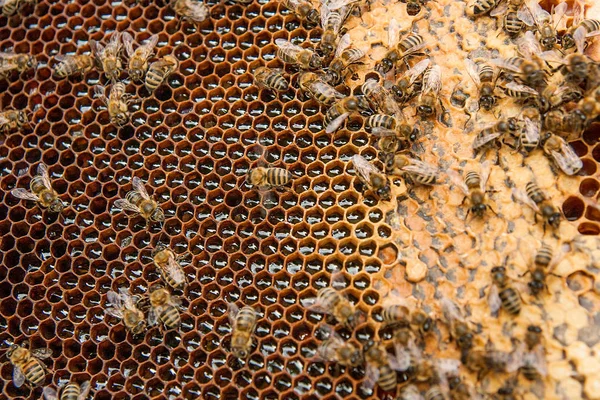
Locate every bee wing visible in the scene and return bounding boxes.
[505,81,539,96]
[371,127,397,137]
[132,176,151,200]
[325,0,359,10]
[0,113,9,125]
[147,307,160,326]
[37,163,53,190]
[529,345,548,376]
[94,84,107,102]
[472,129,502,150]
[516,4,535,26]
[53,54,67,63]
[574,26,587,54]
[518,31,542,58]
[551,2,567,28]
[436,358,461,376]
[122,32,135,57]
[479,160,492,191]
[488,284,502,315]
[107,290,122,307]
[10,188,40,202]
[78,381,91,400]
[89,40,104,58]
[512,187,540,212]
[325,112,350,134]
[105,307,124,319]
[163,257,187,286]
[465,58,481,87]
[389,350,410,371]
[140,34,159,57]
[334,33,351,58]
[401,159,437,176]
[406,58,430,84]
[522,117,541,142]
[114,199,140,213]
[539,50,565,65]
[320,4,331,30]
[550,148,582,176]
[422,65,441,95]
[31,348,53,359]
[275,38,302,56]
[489,58,521,73]
[352,154,381,184]
[489,0,507,17]
[312,81,345,100]
[440,297,463,323]
[13,366,26,388]
[572,0,584,26]
[301,296,332,314]
[506,342,526,372]
[447,169,470,196]
[227,302,240,326]
[108,31,122,50]
[43,387,59,400]
[362,363,381,391]
[388,18,401,47]
[526,0,550,25]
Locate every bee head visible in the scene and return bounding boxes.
[472,203,487,217]
[49,199,65,213]
[376,59,393,75]
[480,94,495,110]
[233,347,248,359]
[151,207,165,223]
[548,212,561,228]
[541,37,556,51]
[561,33,574,50]
[309,55,323,69]
[417,104,433,116]
[406,2,420,15]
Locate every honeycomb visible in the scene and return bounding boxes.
[1,0,600,399]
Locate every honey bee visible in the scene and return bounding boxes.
[90,32,123,81]
[440,297,475,354]
[523,242,563,296]
[228,303,258,359]
[490,0,533,36]
[362,79,403,116]
[278,0,319,26]
[562,0,600,53]
[462,341,511,379]
[518,107,541,152]
[95,82,139,126]
[325,95,372,133]
[387,154,438,186]
[246,166,294,190]
[399,385,425,400]
[145,55,179,93]
[146,285,182,330]
[526,0,566,51]
[319,1,352,57]
[302,286,362,327]
[490,56,546,90]
[448,375,477,400]
[315,324,362,367]
[11,163,65,213]
[401,0,429,16]
[114,176,165,225]
[351,154,392,201]
[254,66,289,92]
[447,160,495,220]
[363,341,404,395]
[0,108,29,135]
[52,54,95,78]
[488,265,522,316]
[391,58,430,104]
[543,108,588,138]
[43,381,91,400]
[465,58,499,111]
[472,118,519,155]
[0,51,36,80]
[541,133,582,175]
[6,342,52,387]
[152,243,188,290]
[324,34,366,85]
[467,0,502,16]
[369,115,417,157]
[417,65,450,126]
[499,81,539,103]
[275,38,322,70]
[376,19,426,75]
[540,51,594,86]
[170,0,209,23]
[1,0,22,16]
[122,32,158,82]
[513,182,562,230]
[507,325,547,385]
[297,71,344,105]
[105,288,147,335]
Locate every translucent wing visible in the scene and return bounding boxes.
[78,381,91,400]
[89,40,105,58]
[436,358,461,375]
[0,113,9,125]
[489,58,522,73]
[406,58,430,84]
[119,288,138,310]
[31,348,52,359]
[107,290,123,309]
[312,81,345,100]
[526,0,550,25]
[517,4,535,26]
[401,159,437,176]
[325,112,350,134]
[371,127,397,137]
[489,1,507,17]
[114,199,140,213]
[94,85,107,102]
[402,39,427,57]
[539,50,565,64]
[362,364,380,391]
[447,169,469,196]
[528,345,548,376]
[107,32,122,52]
[132,176,151,200]
[0,51,17,57]
[518,31,542,58]
[334,33,351,58]
[54,54,66,62]
[122,32,135,57]
[352,154,381,185]
[513,187,540,213]
[472,129,502,150]
[572,0,584,26]
[488,284,502,315]
[388,18,400,47]
[13,366,26,388]
[388,351,410,372]
[147,308,159,326]
[551,2,567,27]
[301,296,333,315]
[139,34,159,58]
[163,257,187,287]
[43,387,59,400]
[522,117,541,144]
[228,302,240,326]
[320,4,331,30]
[506,342,526,372]
[11,188,39,202]
[440,297,465,324]
[550,146,582,175]
[574,26,587,54]
[479,160,492,192]
[275,38,303,56]
[422,65,442,95]
[105,307,124,319]
[465,58,481,87]
[505,81,539,96]
[37,163,53,190]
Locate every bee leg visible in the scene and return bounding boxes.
[486,204,499,217]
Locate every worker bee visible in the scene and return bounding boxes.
[525,0,566,51]
[90,32,123,81]
[42,381,91,400]
[507,325,547,384]
[319,1,353,57]
[95,82,139,126]
[297,71,344,105]
[362,79,403,116]
[399,385,425,400]
[494,378,520,400]
[0,108,29,135]
[1,0,22,16]
[254,66,289,92]
[302,285,362,327]
[6,342,52,387]
[0,51,37,80]
[523,242,563,296]
[52,54,95,78]
[146,285,182,330]
[467,0,502,16]
[363,341,404,395]
[465,58,498,111]
[543,108,588,139]
[541,133,582,175]
[315,324,362,367]
[387,154,438,186]
[351,154,392,201]
[448,375,478,400]
[323,33,365,85]
[417,65,450,126]
[11,163,65,213]
[368,115,417,157]
[105,288,147,335]
[376,19,426,75]
[325,95,372,133]
[401,0,429,16]
[228,303,258,359]
[278,0,319,26]
[170,0,209,22]
[122,32,158,82]
[440,297,475,354]
[275,38,322,70]
[513,182,562,230]
[540,51,594,86]
[391,58,430,104]
[152,243,188,290]
[114,176,164,226]
[462,341,511,379]
[447,160,495,220]
[246,167,294,190]
[499,81,539,103]
[517,107,541,152]
[145,55,179,93]
[562,0,600,53]
[491,56,546,90]
[490,0,533,36]
[488,264,522,316]
[472,118,519,155]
